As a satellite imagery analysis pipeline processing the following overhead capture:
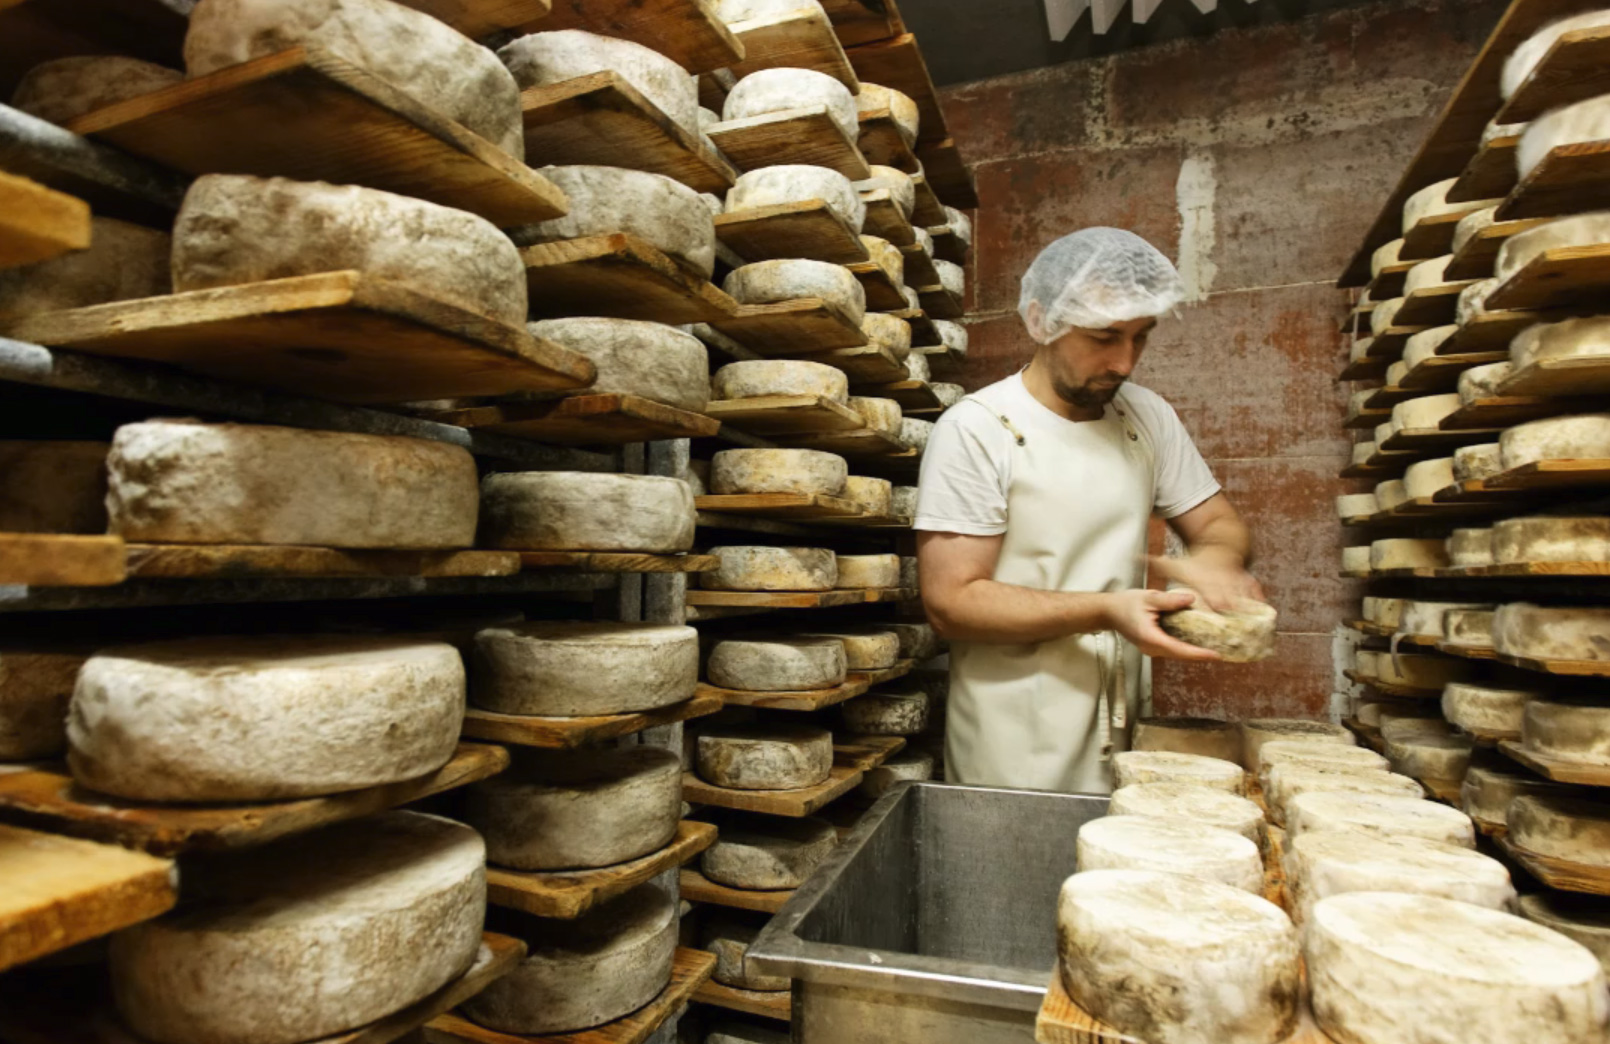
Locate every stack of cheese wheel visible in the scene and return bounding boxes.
[696,722,833,792]
[701,812,838,890]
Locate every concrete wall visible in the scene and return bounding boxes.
[937,0,1505,719]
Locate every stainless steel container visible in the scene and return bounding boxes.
[748,782,1109,1044]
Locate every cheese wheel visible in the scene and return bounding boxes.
[840,688,928,735]
[1337,493,1379,519]
[700,814,836,889]
[500,30,698,135]
[1494,516,1610,564]
[901,417,934,451]
[527,319,708,411]
[707,637,847,692]
[1512,316,1610,370]
[903,350,931,382]
[1461,763,1568,826]
[1404,457,1456,499]
[841,475,893,517]
[1453,206,1499,254]
[1354,650,1380,676]
[0,216,169,320]
[887,622,939,661]
[862,313,913,358]
[1285,832,1514,925]
[934,320,968,355]
[1370,537,1450,570]
[941,205,973,245]
[1112,750,1244,794]
[704,545,836,591]
[68,637,461,802]
[932,258,964,297]
[1401,178,1498,234]
[798,630,898,670]
[855,82,920,143]
[1503,12,1610,96]
[1349,337,1374,363]
[1374,479,1409,512]
[1523,700,1610,766]
[1498,213,1610,287]
[517,165,716,278]
[479,472,694,552]
[466,746,680,870]
[1159,594,1276,662]
[860,750,933,799]
[1130,716,1242,763]
[1373,420,1394,447]
[1520,893,1610,977]
[846,396,903,436]
[900,554,918,589]
[703,914,788,991]
[1241,719,1354,770]
[191,0,522,156]
[1399,600,1489,638]
[468,884,676,1034]
[860,234,905,283]
[1364,598,1405,627]
[1457,364,1513,411]
[0,441,107,535]
[724,68,857,138]
[725,165,865,231]
[1386,730,1473,782]
[1441,682,1535,739]
[1520,96,1610,180]
[1503,413,1610,468]
[1075,815,1264,892]
[1510,794,1610,868]
[1108,782,1265,844]
[709,1021,791,1044]
[112,812,484,1044]
[1404,324,1457,370]
[857,165,916,218]
[892,485,919,518]
[1267,765,1422,828]
[710,448,848,496]
[0,649,83,760]
[932,382,965,408]
[697,723,832,789]
[471,622,698,716]
[1445,609,1496,647]
[1256,740,1389,789]
[1391,393,1461,434]
[1403,255,1457,295]
[1447,528,1494,567]
[1495,603,1610,661]
[12,56,181,126]
[1370,297,1404,335]
[723,260,867,323]
[1384,361,1409,387]
[836,553,900,589]
[1377,652,1475,689]
[1454,441,1505,481]
[1458,277,1498,325]
[1371,238,1404,277]
[1287,791,1475,848]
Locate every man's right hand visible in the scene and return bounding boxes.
[1103,589,1223,661]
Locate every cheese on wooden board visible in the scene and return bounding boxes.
[1520,893,1610,977]
[0,441,107,534]
[1159,594,1276,662]
[1374,479,1409,512]
[1306,892,1608,1044]
[1241,719,1354,770]
[1512,316,1610,370]
[1371,238,1404,277]
[69,635,463,802]
[467,884,676,1035]
[941,206,973,245]
[1462,763,1568,826]
[887,622,939,661]
[724,67,857,136]
[1454,441,1505,481]
[1503,11,1610,96]
[1285,832,1514,925]
[516,165,717,279]
[1447,528,1494,567]
[1502,414,1610,468]
[855,82,920,143]
[1498,213,1610,286]
[1287,791,1475,847]
[700,814,837,889]
[1386,730,1473,781]
[1111,750,1244,794]
[1266,765,1423,828]
[1337,493,1379,519]
[1349,336,1374,362]
[1520,96,1610,179]
[0,216,170,320]
[466,746,680,870]
[723,260,867,323]
[1523,700,1610,765]
[1108,782,1265,844]
[842,475,893,516]
[527,319,708,411]
[1373,420,1394,447]
[1458,278,1498,325]
[0,650,84,760]
[1256,740,1389,788]
[500,30,699,135]
[113,812,484,1044]
[697,723,833,789]
[190,0,522,156]
[847,396,903,435]
[861,234,905,283]
[1370,537,1450,570]
[892,485,919,518]
[1494,516,1610,563]
[725,165,865,231]
[10,56,181,125]
[841,688,929,735]
[901,417,934,452]
[1131,716,1242,763]
[1494,603,1610,661]
[709,448,848,497]
[1075,815,1264,892]
[707,637,847,692]
[471,621,698,716]
[1370,297,1404,335]
[1404,255,1455,295]
[703,546,837,591]
[1058,869,1299,1044]
[933,382,965,407]
[1385,361,1408,387]
[1401,178,1499,234]
[1345,387,1376,423]
[1445,608,1496,647]
[1404,457,1457,499]
[1442,682,1536,739]
[703,914,788,991]
[934,319,968,355]
[1399,600,1488,637]
[901,283,921,309]
[900,554,918,589]
[1453,205,1499,253]
[1510,793,1610,867]
[860,750,933,798]
[1405,325,1456,371]
[1354,650,1379,676]
[862,312,913,358]
[1391,393,1462,434]
[798,630,898,670]
[479,472,694,552]
[1376,651,1476,688]
[932,259,964,297]
[858,166,918,222]
[836,553,900,589]
[1457,364,1514,413]
[903,350,931,382]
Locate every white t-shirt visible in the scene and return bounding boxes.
[913,372,1220,536]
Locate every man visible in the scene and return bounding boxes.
[914,228,1263,794]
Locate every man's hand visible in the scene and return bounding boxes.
[1149,547,1265,613]
[1103,589,1222,661]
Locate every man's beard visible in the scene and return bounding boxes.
[1051,373,1127,410]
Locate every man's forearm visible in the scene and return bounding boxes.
[1186,513,1253,568]
[925,578,1112,644]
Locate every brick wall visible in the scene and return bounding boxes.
[937,0,1505,719]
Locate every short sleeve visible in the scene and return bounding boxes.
[913,402,1010,536]
[1128,388,1220,519]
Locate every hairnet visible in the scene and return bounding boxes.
[1017,228,1185,344]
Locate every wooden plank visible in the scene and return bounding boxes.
[1344,669,1442,700]
[931,227,967,266]
[1448,134,1520,204]
[425,947,718,1044]
[1445,560,1610,577]
[862,584,915,599]
[462,693,725,750]
[729,8,859,89]
[421,393,719,445]
[694,493,868,520]
[716,200,870,264]
[846,33,947,145]
[1400,210,1468,261]
[698,677,873,713]
[801,343,906,385]
[684,589,868,609]
[911,173,947,228]
[858,109,921,174]
[0,0,187,96]
[487,821,717,920]
[528,0,743,76]
[0,170,90,268]
[1482,458,1610,491]
[1502,355,1610,397]
[1501,740,1610,785]
[679,868,793,914]
[834,734,905,772]
[520,234,739,324]
[0,824,174,973]
[0,743,509,856]
[916,137,979,210]
[1393,282,1477,327]
[707,105,872,180]
[709,298,868,353]
[901,243,941,289]
[691,979,792,1023]
[1440,394,1589,431]
[69,47,568,228]
[124,545,519,580]
[861,189,917,246]
[1498,25,1610,123]
[856,378,941,411]
[514,552,720,574]
[0,533,125,587]
[1498,836,1610,896]
[849,261,908,311]
[1,271,595,404]
[1485,244,1610,311]
[919,286,964,320]
[399,0,552,37]
[1500,140,1610,220]
[1397,350,1507,392]
[783,426,906,456]
[1446,216,1554,280]
[703,394,865,435]
[1035,965,1335,1044]
[1497,650,1610,677]
[1439,310,1542,354]
[819,0,906,47]
[683,764,862,816]
[1367,261,1417,300]
[516,73,736,194]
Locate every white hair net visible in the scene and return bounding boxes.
[1018,228,1185,344]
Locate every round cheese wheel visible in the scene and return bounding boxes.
[112,812,484,1044]
[1405,457,1457,499]
[1130,716,1242,763]
[846,396,903,435]
[1370,537,1450,570]
[1241,719,1354,770]
[0,215,170,320]
[859,750,933,799]
[1075,815,1264,892]
[697,723,833,789]
[855,82,920,144]
[1373,420,1394,447]
[903,350,931,382]
[527,319,708,411]
[932,258,964,296]
[1454,441,1505,481]
[0,650,83,760]
[1460,362,1515,407]
[862,313,913,358]
[707,637,847,692]
[1401,178,1499,234]
[11,56,182,126]
[1399,600,1488,638]
[1391,393,1462,434]
[1370,297,1404,335]
[1108,782,1265,844]
[1375,479,1410,512]
[471,622,698,716]
[892,485,919,518]
[836,553,900,589]
[1523,700,1610,766]
[1442,682,1536,739]
[1371,238,1404,277]
[1386,730,1473,781]
[933,382,964,407]
[1453,206,1499,254]
[1520,893,1610,977]
[1405,325,1457,370]
[1337,493,1379,518]
[934,319,969,354]
[704,546,837,591]
[1375,651,1475,688]
[900,554,918,589]
[1510,794,1610,866]
[1111,750,1245,794]
[518,165,716,279]
[1286,831,1514,925]
[68,636,463,802]
[1256,740,1389,789]
[703,914,788,992]
[724,68,857,138]
[725,165,865,231]
[0,440,108,535]
[840,688,928,735]
[1498,213,1610,287]
[1445,608,1496,646]
[887,622,939,661]
[700,814,836,889]
[1502,413,1610,468]
[1306,892,1607,1044]
[1266,764,1422,828]
[901,417,934,452]
[798,630,898,670]
[468,884,676,1034]
[499,30,698,135]
[1159,595,1276,662]
[1287,790,1475,848]
[1447,528,1495,567]
[941,206,972,245]
[841,475,893,516]
[1512,316,1610,370]
[1494,516,1610,564]
[479,471,695,552]
[1520,96,1610,180]
[860,234,905,283]
[1495,603,1610,661]
[723,260,867,322]
[857,165,916,219]
[1461,763,1568,827]
[710,448,848,496]
[1504,12,1610,96]
[466,746,680,870]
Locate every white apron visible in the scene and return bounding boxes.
[945,383,1157,795]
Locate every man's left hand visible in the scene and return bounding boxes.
[1148,547,1265,613]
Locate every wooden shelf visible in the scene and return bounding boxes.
[68,47,567,228]
[1497,25,1610,123]
[917,137,979,210]
[1439,394,1585,431]
[515,73,736,194]
[931,227,968,266]
[1359,383,1418,410]
[1344,406,1392,430]
[692,979,792,1023]
[420,393,720,446]
[849,261,909,311]
[820,0,907,47]
[462,693,725,750]
[513,552,720,574]
[1485,244,1610,311]
[0,0,187,95]
[1,271,595,404]
[521,234,738,325]
[698,661,913,712]
[910,174,948,228]
[728,8,859,90]
[403,0,552,38]
[0,170,90,269]
[1340,355,1392,381]
[425,947,718,1044]
[1036,968,1335,1044]
[918,286,964,321]
[0,824,176,973]
[694,493,868,521]
[1501,355,1610,397]
[715,200,870,265]
[1499,140,1610,220]
[1500,740,1610,786]
[704,395,865,436]
[1443,561,1610,578]
[487,821,718,920]
[0,533,126,587]
[1445,216,1551,280]
[1393,282,1477,327]
[707,106,871,180]
[1368,261,1417,300]
[528,0,743,76]
[1438,309,1544,355]
[683,764,863,816]
[901,244,942,289]
[679,868,793,914]
[685,589,870,610]
[858,109,921,174]
[870,374,944,411]
[0,742,509,856]
[846,33,948,146]
[782,427,908,457]
[1449,134,1520,203]
[710,299,868,353]
[860,189,917,246]
[1498,836,1610,897]
[0,103,187,230]
[1496,650,1610,677]
[120,544,518,581]
[1343,669,1441,701]
[801,343,906,385]
[834,735,906,772]
[1379,423,1503,455]
[1459,458,1610,495]
[1438,640,1498,660]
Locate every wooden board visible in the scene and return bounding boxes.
[1439,309,1546,355]
[1379,423,1503,454]
[400,0,552,38]
[861,189,917,246]
[703,395,865,435]
[123,545,519,580]
[708,106,872,180]
[0,824,175,973]
[530,0,743,75]
[916,137,979,210]
[850,261,908,311]
[802,343,907,385]
[729,8,859,89]
[679,868,793,914]
[1438,395,1576,432]
[1500,140,1610,221]
[931,227,968,266]
[1485,244,1610,311]
[692,979,793,1023]
[1,271,595,404]
[911,174,948,228]
[1501,355,1610,397]
[1497,650,1610,677]
[783,427,907,456]
[716,200,870,264]
[694,493,868,520]
[422,393,719,445]
[0,743,509,856]
[858,109,921,174]
[1438,640,1498,660]
[1393,282,1477,327]
[487,821,717,920]
[0,169,90,269]
[1449,134,1520,204]
[1399,350,1509,392]
[902,245,942,291]
[1343,670,1442,701]
[515,552,720,574]
[710,299,868,353]
[1480,458,1610,492]
[461,693,725,750]
[520,234,738,324]
[820,0,907,47]
[516,72,736,194]
[683,764,862,816]
[1446,216,1554,280]
[68,47,568,228]
[1498,25,1610,123]
[1444,560,1610,577]
[846,33,946,145]
[1368,261,1417,300]
[834,735,906,772]
[860,378,942,411]
[1035,969,1335,1044]
[0,0,188,95]
[699,671,883,713]
[0,533,125,587]
[1502,740,1610,785]
[1400,211,1467,262]
[1498,836,1610,897]
[684,589,869,610]
[919,286,964,321]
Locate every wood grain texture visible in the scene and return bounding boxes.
[684,588,868,610]
[693,493,868,520]
[854,377,941,411]
[461,693,725,749]
[1498,25,1610,123]
[399,0,552,38]
[0,169,90,268]
[1485,244,1610,311]
[848,261,908,311]
[918,285,964,320]
[424,393,719,445]
[1500,140,1610,220]
[710,299,868,353]
[1393,282,1476,327]
[782,426,906,457]
[514,552,720,573]
[679,867,793,914]
[487,821,717,919]
[861,190,917,246]
[703,395,866,435]
[0,533,125,586]
[845,33,946,145]
[707,106,872,180]
[527,0,743,75]
[901,242,941,287]
[916,137,979,209]
[1500,355,1610,397]
[1448,134,1519,204]
[857,109,920,173]
[728,8,859,89]
[682,764,862,816]
[1400,210,1467,262]
[1440,395,1585,432]
[1501,739,1610,783]
[1498,835,1610,896]
[1497,650,1610,677]
[1446,216,1552,280]
[801,343,906,384]
[833,734,905,772]
[124,545,519,580]
[716,200,870,265]
[699,662,915,712]
[521,234,738,325]
[691,978,792,1022]
[0,0,187,95]
[818,0,906,47]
